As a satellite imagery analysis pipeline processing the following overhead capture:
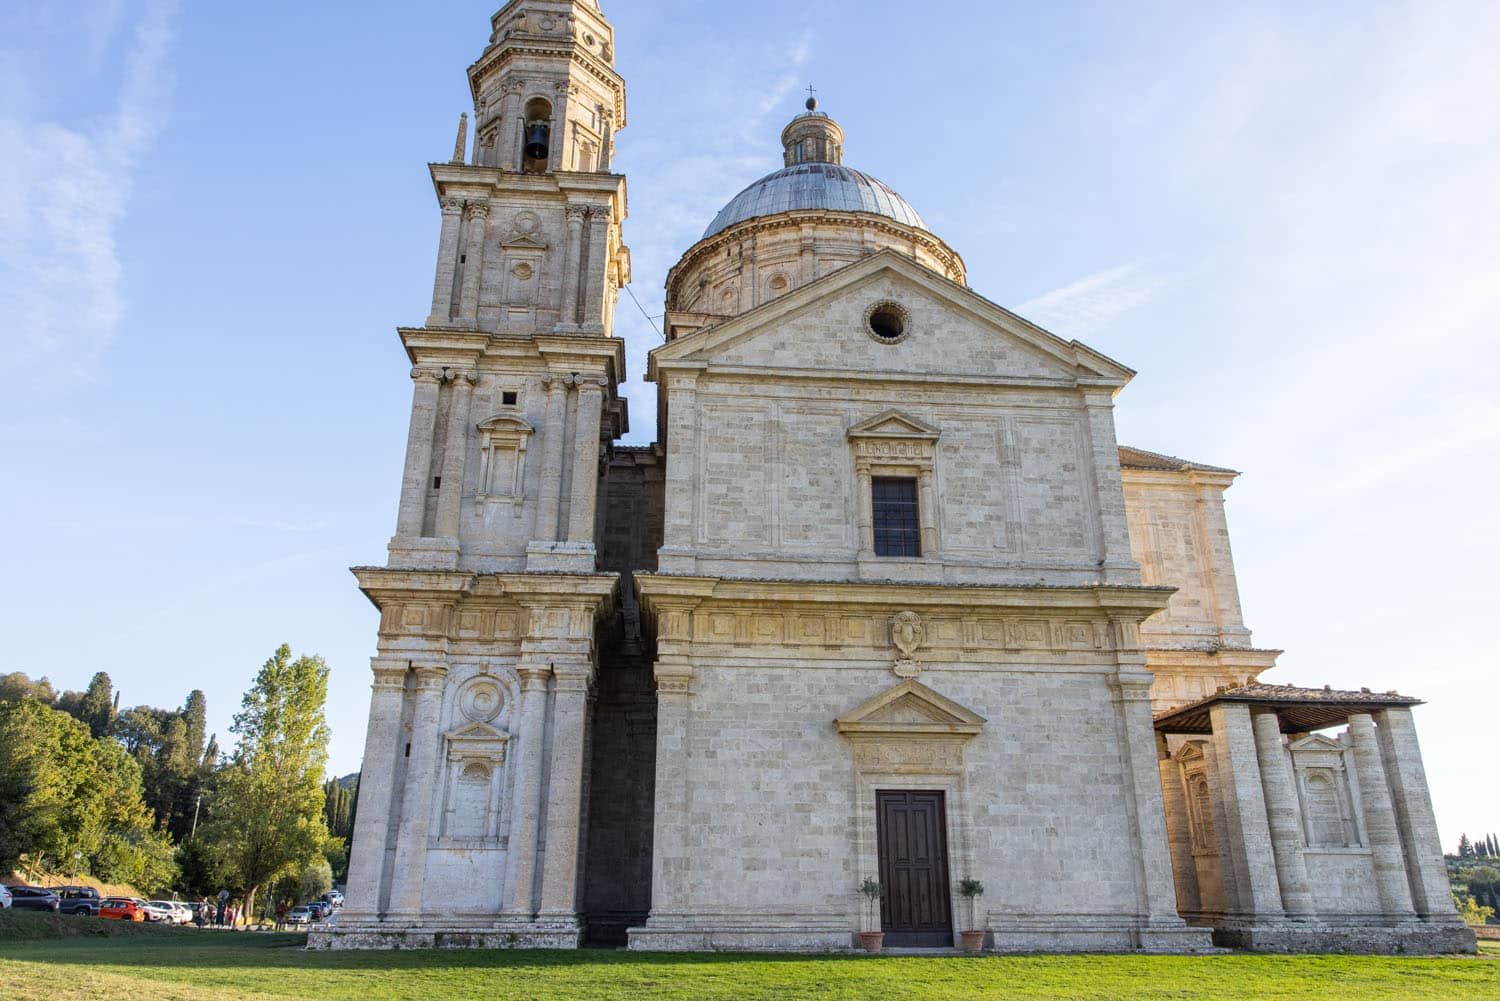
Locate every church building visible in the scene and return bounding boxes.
[312,1,1474,954]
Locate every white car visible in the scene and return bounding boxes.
[285,906,312,926]
[142,901,176,924]
[150,900,192,925]
[0,885,12,909]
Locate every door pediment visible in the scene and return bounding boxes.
[835,679,986,737]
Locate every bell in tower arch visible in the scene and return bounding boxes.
[524,122,550,163]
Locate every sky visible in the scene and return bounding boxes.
[1,1,1496,851]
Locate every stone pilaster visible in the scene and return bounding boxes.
[1348,713,1417,919]
[1375,707,1461,920]
[1251,711,1315,917]
[854,459,874,559]
[341,662,408,919]
[1109,666,1195,938]
[534,375,569,544]
[581,204,612,333]
[1207,702,1284,919]
[385,663,448,918]
[538,663,593,925]
[457,202,489,324]
[558,206,587,329]
[393,368,444,539]
[498,82,523,171]
[566,377,606,545]
[1081,390,1138,582]
[647,660,693,919]
[427,199,464,325]
[503,664,551,919]
[597,109,614,172]
[434,370,477,540]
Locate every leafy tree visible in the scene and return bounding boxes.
[1456,892,1495,927]
[183,690,208,764]
[201,733,220,771]
[0,698,174,888]
[0,672,56,705]
[202,644,332,923]
[1459,834,1474,858]
[79,672,116,738]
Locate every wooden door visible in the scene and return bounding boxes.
[876,790,954,947]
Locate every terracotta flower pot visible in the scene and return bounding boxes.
[859,931,884,954]
[960,930,985,954]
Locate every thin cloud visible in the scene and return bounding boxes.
[0,0,177,396]
[1015,262,1172,336]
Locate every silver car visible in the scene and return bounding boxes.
[0,885,12,909]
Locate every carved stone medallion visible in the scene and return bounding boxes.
[889,610,926,678]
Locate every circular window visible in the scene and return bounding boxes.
[865,301,910,343]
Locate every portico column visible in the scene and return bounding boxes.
[341,661,408,919]
[385,664,448,917]
[1251,711,1315,917]
[503,664,551,918]
[1159,743,1201,915]
[393,368,444,539]
[457,202,489,325]
[1375,707,1461,919]
[427,198,464,325]
[1207,701,1284,919]
[1109,667,1188,927]
[434,370,477,540]
[557,206,586,329]
[534,375,568,543]
[1348,713,1417,919]
[538,662,593,924]
[566,378,606,545]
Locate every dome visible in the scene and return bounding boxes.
[701,162,929,240]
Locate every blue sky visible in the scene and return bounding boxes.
[2,1,1496,849]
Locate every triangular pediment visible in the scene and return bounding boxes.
[650,250,1134,388]
[1288,734,1345,753]
[835,679,986,737]
[445,721,508,743]
[846,410,940,440]
[500,233,547,250]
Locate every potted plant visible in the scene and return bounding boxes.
[858,878,884,954]
[958,878,986,954]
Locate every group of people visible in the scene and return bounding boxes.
[194,891,239,928]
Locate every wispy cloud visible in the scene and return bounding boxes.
[0,0,177,397]
[1014,261,1172,337]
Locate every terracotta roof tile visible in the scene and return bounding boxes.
[1118,445,1238,475]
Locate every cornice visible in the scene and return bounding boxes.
[636,572,1175,617]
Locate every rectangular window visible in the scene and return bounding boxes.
[872,477,921,558]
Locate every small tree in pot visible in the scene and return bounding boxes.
[958,879,986,953]
[858,878,884,954]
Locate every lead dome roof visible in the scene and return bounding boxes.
[701,162,928,240]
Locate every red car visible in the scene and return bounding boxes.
[99,897,145,922]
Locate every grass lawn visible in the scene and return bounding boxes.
[1,915,1495,1001]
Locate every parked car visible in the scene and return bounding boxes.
[99,897,146,922]
[8,886,60,912]
[0,885,12,909]
[56,886,101,916]
[284,906,312,927]
[322,889,344,908]
[148,900,191,925]
[141,900,175,923]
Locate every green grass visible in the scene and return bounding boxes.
[0,915,1494,1001]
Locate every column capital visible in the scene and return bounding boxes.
[443,367,479,386]
[654,660,694,695]
[411,663,448,689]
[371,664,408,691]
[464,201,490,221]
[565,204,589,224]
[440,197,464,216]
[411,365,446,384]
[516,664,552,690]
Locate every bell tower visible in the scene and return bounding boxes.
[329,3,630,950]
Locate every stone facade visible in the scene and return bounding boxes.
[315,2,1471,955]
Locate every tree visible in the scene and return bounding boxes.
[202,645,332,924]
[0,672,56,705]
[0,699,175,888]
[183,690,208,764]
[79,672,116,738]
[1459,834,1473,858]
